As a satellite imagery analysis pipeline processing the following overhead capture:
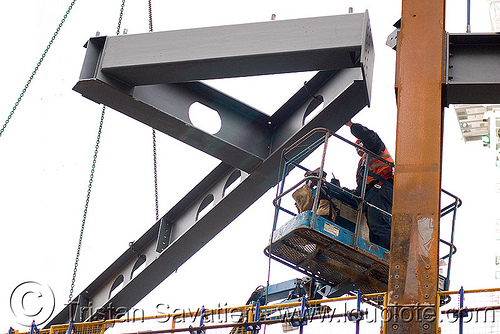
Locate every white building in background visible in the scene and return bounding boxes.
[453,104,500,280]
[488,0,500,31]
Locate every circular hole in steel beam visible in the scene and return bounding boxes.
[223,170,242,197]
[188,102,222,134]
[196,194,215,220]
[303,96,324,125]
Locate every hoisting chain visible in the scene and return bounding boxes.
[148,0,154,33]
[67,106,105,304]
[148,0,160,221]
[67,0,127,304]
[116,0,126,36]
[153,129,159,221]
[0,0,77,138]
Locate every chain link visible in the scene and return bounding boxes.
[148,0,154,33]
[116,0,126,36]
[153,129,159,221]
[67,0,127,304]
[68,106,105,303]
[148,0,160,221]
[0,0,77,138]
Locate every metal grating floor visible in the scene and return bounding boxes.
[268,224,389,295]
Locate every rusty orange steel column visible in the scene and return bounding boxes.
[387,0,446,333]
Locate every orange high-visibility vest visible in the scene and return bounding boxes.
[363,146,394,186]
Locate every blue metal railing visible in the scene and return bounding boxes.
[270,127,461,291]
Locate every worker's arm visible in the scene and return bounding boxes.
[347,122,385,154]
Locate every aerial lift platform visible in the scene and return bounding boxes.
[265,128,460,298]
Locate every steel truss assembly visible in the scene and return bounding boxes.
[48,12,375,325]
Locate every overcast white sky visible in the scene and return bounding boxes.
[0,0,498,331]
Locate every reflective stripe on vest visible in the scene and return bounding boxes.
[365,147,393,185]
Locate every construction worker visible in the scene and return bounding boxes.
[345,120,393,250]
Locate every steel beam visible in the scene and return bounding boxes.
[75,73,271,172]
[75,37,272,172]
[387,0,445,333]
[95,13,373,86]
[73,12,374,172]
[49,12,375,325]
[48,67,370,326]
[445,33,500,104]
[390,26,500,106]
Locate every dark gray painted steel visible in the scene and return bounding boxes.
[388,30,500,105]
[49,68,369,327]
[75,77,271,172]
[98,12,373,85]
[446,33,500,104]
[73,12,374,172]
[48,12,374,327]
